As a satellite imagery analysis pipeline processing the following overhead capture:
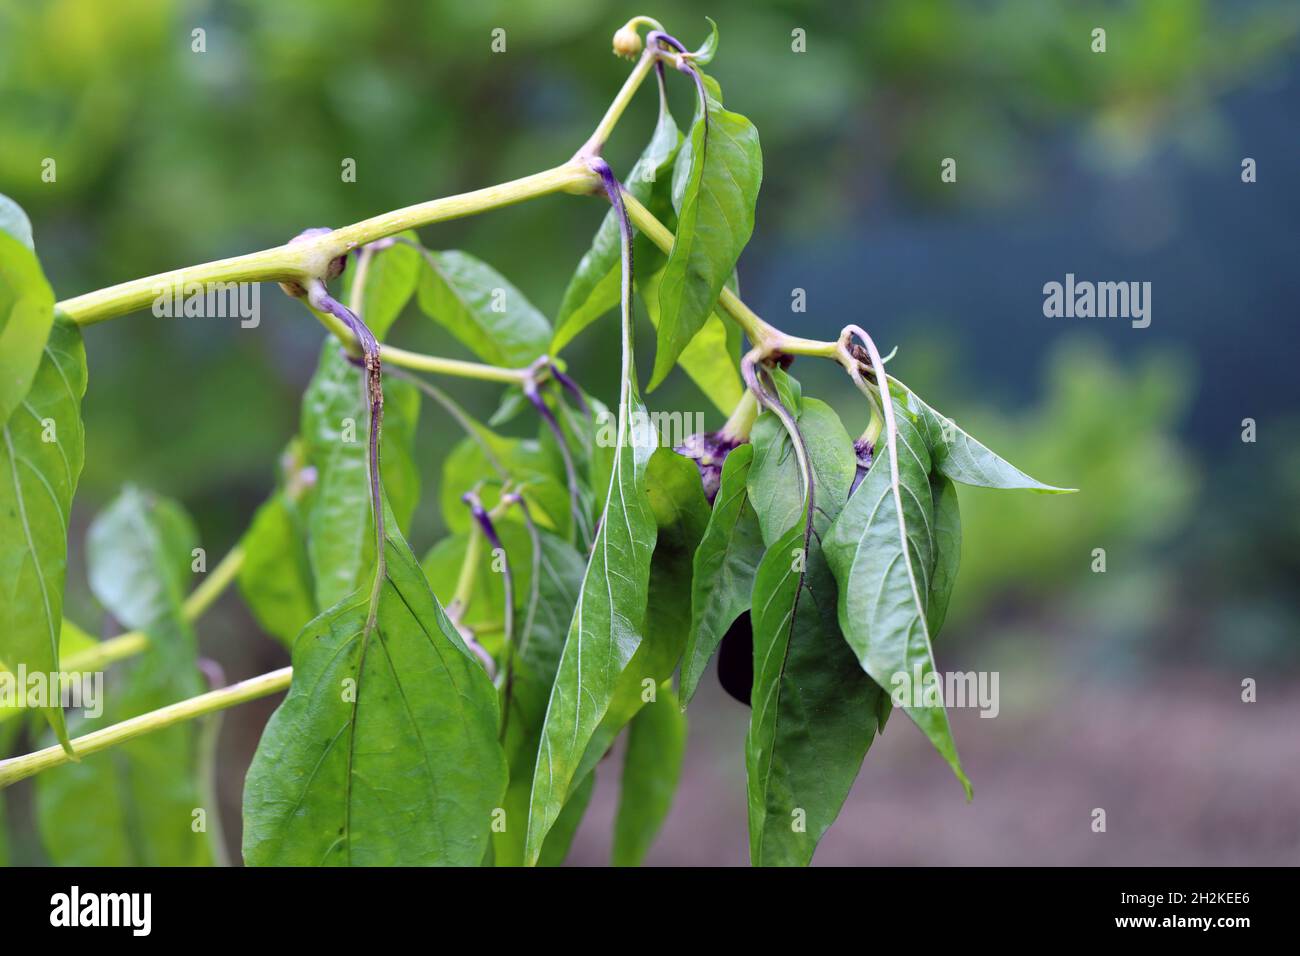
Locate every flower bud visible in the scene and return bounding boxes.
[612,25,643,59]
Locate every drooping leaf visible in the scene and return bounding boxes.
[493,528,586,866]
[536,769,596,867]
[553,93,680,353]
[489,385,529,427]
[242,526,507,866]
[36,488,213,866]
[238,491,315,647]
[744,399,882,866]
[340,231,420,339]
[747,398,849,542]
[0,314,86,750]
[928,474,961,636]
[0,220,54,426]
[300,341,420,609]
[612,683,687,866]
[650,74,761,390]
[522,395,659,864]
[893,380,1075,493]
[563,447,709,793]
[417,249,551,368]
[0,619,97,729]
[824,400,972,796]
[545,390,615,536]
[768,366,802,417]
[681,442,764,704]
[689,16,720,64]
[640,266,742,415]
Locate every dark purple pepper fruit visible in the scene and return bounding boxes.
[674,431,741,505]
[849,437,874,497]
[717,612,754,707]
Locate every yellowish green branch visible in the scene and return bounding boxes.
[0,544,248,705]
[0,667,293,789]
[56,164,598,327]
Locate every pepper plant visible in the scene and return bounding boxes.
[0,17,1073,867]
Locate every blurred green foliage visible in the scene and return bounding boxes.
[1,0,1296,671]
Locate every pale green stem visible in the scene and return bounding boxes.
[618,190,839,360]
[57,544,244,676]
[57,164,598,327]
[307,301,533,383]
[862,403,884,447]
[720,389,759,442]
[347,245,376,315]
[185,543,245,619]
[746,350,813,510]
[0,667,293,789]
[577,47,659,157]
[59,631,149,675]
[449,519,485,619]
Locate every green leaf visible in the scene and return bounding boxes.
[492,528,586,866]
[533,449,706,849]
[650,75,761,390]
[300,341,420,609]
[0,230,56,434]
[0,193,35,249]
[681,442,764,704]
[536,769,596,867]
[341,231,420,339]
[36,488,213,866]
[419,520,558,637]
[690,17,720,65]
[747,398,851,543]
[0,619,96,728]
[427,382,575,540]
[744,401,883,866]
[547,391,615,536]
[768,366,802,416]
[489,385,529,427]
[552,97,680,353]
[894,382,1075,493]
[928,474,961,637]
[640,267,742,415]
[824,401,972,797]
[570,448,708,777]
[417,249,551,368]
[242,524,507,866]
[522,414,661,864]
[239,492,315,647]
[421,533,503,634]
[440,430,570,539]
[86,488,197,630]
[0,314,86,750]
[612,683,687,866]
[0,721,12,864]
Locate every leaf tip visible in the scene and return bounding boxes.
[962,780,974,802]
